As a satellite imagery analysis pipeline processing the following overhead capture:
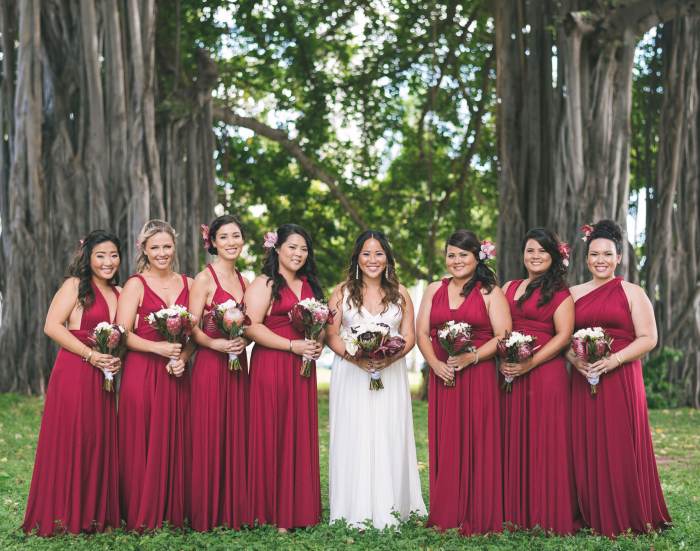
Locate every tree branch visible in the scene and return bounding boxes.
[212,102,430,280]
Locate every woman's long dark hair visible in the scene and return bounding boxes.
[586,219,623,254]
[341,230,405,313]
[262,223,323,301]
[445,230,496,296]
[66,230,122,307]
[517,227,568,307]
[207,214,245,255]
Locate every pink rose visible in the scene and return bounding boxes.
[166,315,182,337]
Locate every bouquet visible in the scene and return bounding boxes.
[497,331,538,392]
[89,322,127,391]
[343,322,406,390]
[146,305,196,374]
[571,327,614,395]
[211,299,250,372]
[288,298,334,377]
[436,321,475,387]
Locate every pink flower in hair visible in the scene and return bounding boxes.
[135,239,142,252]
[263,231,278,249]
[479,240,496,261]
[580,224,594,242]
[200,224,211,249]
[558,241,571,267]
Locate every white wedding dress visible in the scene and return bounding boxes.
[329,295,427,529]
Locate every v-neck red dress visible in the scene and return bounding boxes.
[247,278,321,529]
[23,283,120,536]
[118,273,191,531]
[190,265,251,530]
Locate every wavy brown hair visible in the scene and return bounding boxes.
[341,230,405,313]
[66,230,122,307]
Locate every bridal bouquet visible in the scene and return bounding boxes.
[436,321,475,387]
[147,305,196,374]
[497,331,538,392]
[89,322,127,392]
[571,327,614,395]
[288,298,334,377]
[210,299,250,372]
[343,322,406,390]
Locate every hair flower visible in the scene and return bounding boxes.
[200,224,211,249]
[558,241,571,267]
[79,239,85,248]
[135,239,142,253]
[263,231,278,249]
[479,240,496,261]
[580,224,594,242]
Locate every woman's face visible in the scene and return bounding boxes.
[445,245,477,280]
[212,223,244,261]
[144,232,175,271]
[277,233,309,273]
[523,238,552,277]
[357,238,387,280]
[90,241,120,282]
[586,238,621,280]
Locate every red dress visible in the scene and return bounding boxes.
[247,277,321,529]
[23,283,120,536]
[571,277,671,536]
[190,265,250,531]
[118,274,191,531]
[427,279,503,535]
[502,281,580,533]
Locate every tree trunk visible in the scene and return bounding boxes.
[0,0,217,393]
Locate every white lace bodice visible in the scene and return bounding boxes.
[339,292,403,335]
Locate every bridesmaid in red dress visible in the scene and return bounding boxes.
[23,230,122,535]
[500,228,580,534]
[245,224,324,532]
[416,230,510,535]
[189,214,251,531]
[116,219,194,531]
[568,220,671,536]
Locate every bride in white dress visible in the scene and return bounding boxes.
[326,231,426,529]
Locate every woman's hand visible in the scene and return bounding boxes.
[155,341,182,360]
[446,351,476,371]
[168,358,186,377]
[568,352,591,378]
[291,339,322,359]
[431,361,454,384]
[587,356,620,379]
[88,351,118,371]
[499,358,535,378]
[210,337,247,355]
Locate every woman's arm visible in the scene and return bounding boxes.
[416,282,454,384]
[243,276,319,358]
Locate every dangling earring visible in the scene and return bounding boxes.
[385,265,389,279]
[355,264,359,279]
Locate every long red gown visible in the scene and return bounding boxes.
[23,283,120,536]
[247,277,321,529]
[427,279,503,535]
[190,265,250,531]
[571,277,671,536]
[118,274,191,531]
[501,281,581,533]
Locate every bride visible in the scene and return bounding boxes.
[326,230,426,529]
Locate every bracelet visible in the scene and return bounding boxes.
[615,353,624,366]
[84,349,93,364]
[288,339,293,352]
[472,350,480,365]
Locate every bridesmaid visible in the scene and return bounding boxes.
[500,228,580,534]
[23,230,122,535]
[245,224,324,531]
[189,214,251,531]
[117,219,194,531]
[416,229,510,535]
[568,219,671,536]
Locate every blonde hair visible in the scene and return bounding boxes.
[135,219,178,273]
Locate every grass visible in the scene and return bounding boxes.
[0,392,698,550]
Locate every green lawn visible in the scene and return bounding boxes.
[0,392,698,550]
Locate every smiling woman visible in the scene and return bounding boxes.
[23,230,123,536]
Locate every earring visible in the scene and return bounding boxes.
[385,266,389,279]
[355,264,359,279]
